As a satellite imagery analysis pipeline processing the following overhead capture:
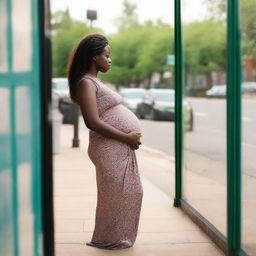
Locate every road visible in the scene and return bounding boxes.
[140,97,256,181]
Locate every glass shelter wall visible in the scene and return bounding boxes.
[0,0,43,255]
[181,0,227,235]
[241,0,256,255]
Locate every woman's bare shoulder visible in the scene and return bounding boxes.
[76,77,98,105]
[78,76,99,91]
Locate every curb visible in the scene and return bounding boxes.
[139,145,175,163]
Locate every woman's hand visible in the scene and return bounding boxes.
[126,131,142,150]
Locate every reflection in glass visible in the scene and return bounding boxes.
[0,169,14,256]
[12,0,32,72]
[0,88,10,133]
[241,0,256,255]
[0,0,8,72]
[18,163,34,256]
[15,86,34,255]
[0,88,13,255]
[182,0,227,235]
[15,86,31,134]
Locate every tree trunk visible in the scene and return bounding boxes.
[146,74,152,89]
[205,73,212,89]
[159,71,164,84]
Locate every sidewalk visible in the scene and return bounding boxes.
[53,122,224,256]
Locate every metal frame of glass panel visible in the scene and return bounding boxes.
[174,0,248,255]
[39,0,55,255]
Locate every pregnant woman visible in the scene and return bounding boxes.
[66,34,144,250]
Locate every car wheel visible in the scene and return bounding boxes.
[138,113,144,119]
[149,109,157,120]
[136,108,144,119]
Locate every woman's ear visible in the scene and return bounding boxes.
[93,56,97,61]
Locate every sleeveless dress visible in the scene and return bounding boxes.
[80,75,144,250]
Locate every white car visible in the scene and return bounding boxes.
[206,85,226,98]
[52,77,75,124]
[137,89,194,131]
[52,77,69,99]
[242,82,256,94]
[119,88,146,115]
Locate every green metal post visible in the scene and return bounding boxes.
[174,0,183,207]
[227,0,242,254]
[32,0,44,254]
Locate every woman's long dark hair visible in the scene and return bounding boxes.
[66,34,108,103]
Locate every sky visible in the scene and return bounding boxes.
[51,0,209,35]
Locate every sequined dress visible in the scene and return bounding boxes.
[80,75,143,250]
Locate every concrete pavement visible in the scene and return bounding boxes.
[53,122,224,256]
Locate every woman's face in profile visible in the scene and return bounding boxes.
[95,45,112,73]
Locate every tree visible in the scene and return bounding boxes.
[205,0,256,54]
[51,9,73,31]
[52,11,102,77]
[52,2,175,90]
[100,22,173,89]
[184,20,226,88]
[115,0,139,30]
[240,0,256,55]
[204,0,226,20]
[135,22,173,88]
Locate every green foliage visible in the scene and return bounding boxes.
[204,0,226,20]
[240,0,256,55]
[52,10,103,77]
[136,22,173,77]
[53,0,250,89]
[184,19,226,75]
[100,20,173,87]
[52,2,174,88]
[115,0,139,30]
[205,0,256,55]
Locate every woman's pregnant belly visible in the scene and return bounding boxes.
[88,104,141,164]
[100,104,141,133]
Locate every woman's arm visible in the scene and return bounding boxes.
[76,79,141,149]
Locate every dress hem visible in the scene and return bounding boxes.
[86,240,133,250]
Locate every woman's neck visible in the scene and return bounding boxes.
[86,66,98,78]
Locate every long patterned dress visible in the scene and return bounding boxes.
[80,75,144,250]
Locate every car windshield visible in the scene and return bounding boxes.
[122,91,145,99]
[54,81,68,90]
[154,91,174,102]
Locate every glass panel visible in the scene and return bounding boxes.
[15,86,34,255]
[0,87,14,255]
[12,0,32,72]
[18,163,34,256]
[0,169,14,256]
[0,0,8,72]
[15,86,31,134]
[182,0,227,235]
[0,87,10,133]
[241,0,256,255]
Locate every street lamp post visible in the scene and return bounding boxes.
[87,9,97,28]
[72,103,80,147]
[72,9,97,148]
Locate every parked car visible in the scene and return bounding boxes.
[52,77,75,124]
[242,81,256,94]
[52,77,69,99]
[58,98,76,124]
[137,89,194,131]
[119,88,146,116]
[206,85,226,98]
